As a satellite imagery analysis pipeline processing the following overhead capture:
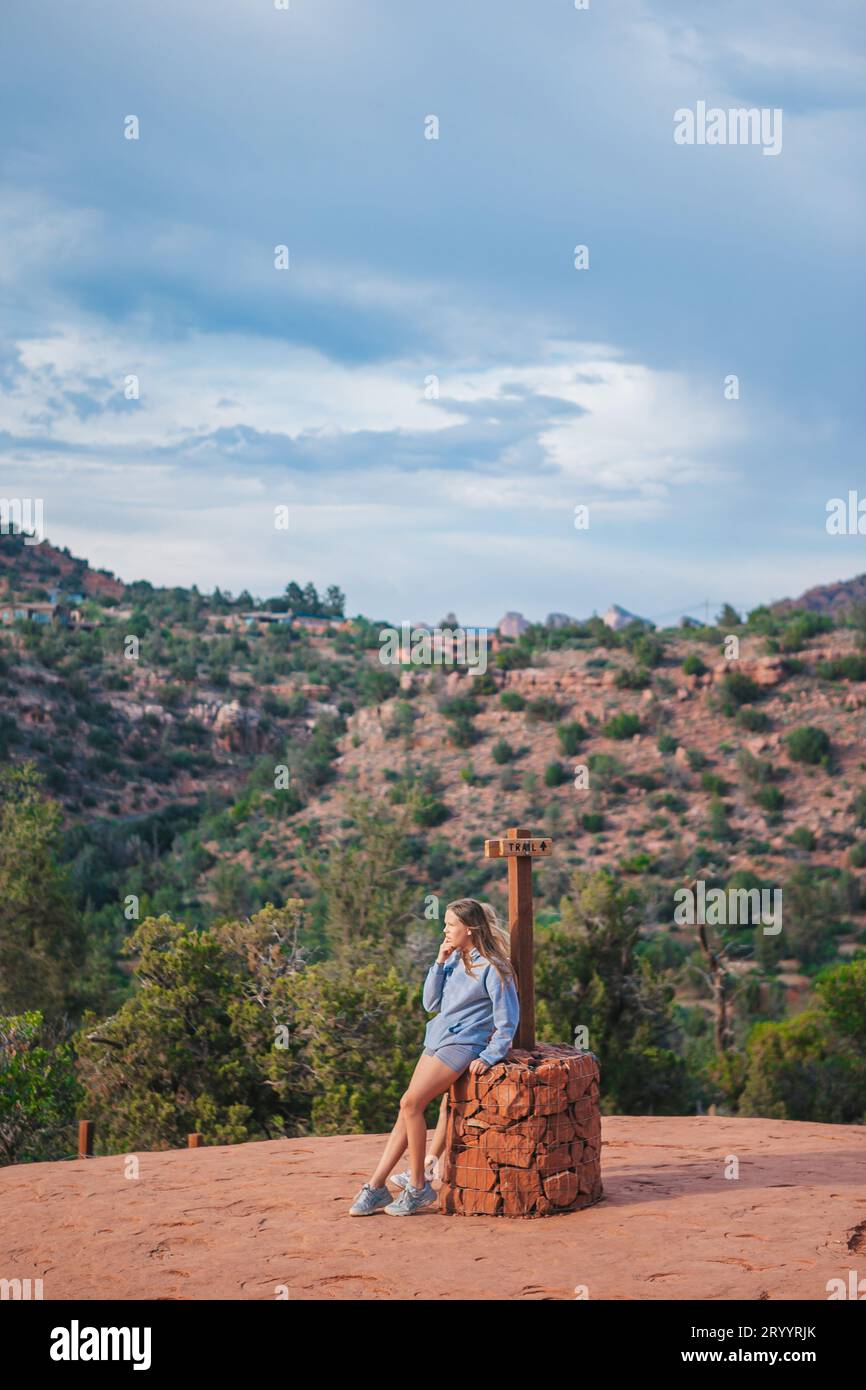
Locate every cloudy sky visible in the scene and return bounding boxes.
[1,0,864,624]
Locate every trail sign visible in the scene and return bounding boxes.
[482,826,552,1050]
[484,837,552,859]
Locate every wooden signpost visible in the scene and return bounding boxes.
[483,825,552,1051]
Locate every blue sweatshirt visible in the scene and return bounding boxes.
[422,947,520,1067]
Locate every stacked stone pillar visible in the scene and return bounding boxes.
[437,1043,603,1217]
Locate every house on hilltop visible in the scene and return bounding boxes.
[0,596,82,628]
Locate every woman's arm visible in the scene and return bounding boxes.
[422,960,447,1012]
[476,967,520,1067]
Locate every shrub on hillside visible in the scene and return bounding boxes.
[720,671,762,708]
[756,785,785,816]
[774,612,833,653]
[785,725,830,766]
[615,665,651,690]
[625,632,665,668]
[587,752,625,787]
[412,795,450,827]
[707,796,733,842]
[446,713,478,748]
[358,667,400,705]
[500,690,525,711]
[737,750,779,786]
[788,826,815,851]
[556,720,585,756]
[816,655,866,682]
[525,696,561,723]
[701,771,728,796]
[603,711,640,740]
[736,705,771,732]
[682,652,707,676]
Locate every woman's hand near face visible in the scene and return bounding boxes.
[436,942,457,965]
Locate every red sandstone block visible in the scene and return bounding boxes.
[480,1081,531,1125]
[480,1121,542,1167]
[532,1060,567,1087]
[453,1150,497,1191]
[532,1085,569,1117]
[439,1185,462,1215]
[570,1096,594,1126]
[576,1160,600,1195]
[543,1169,579,1208]
[499,1163,542,1215]
[567,1067,593,1102]
[545,1111,577,1146]
[461,1188,502,1216]
[537,1144,573,1175]
[569,1138,586,1166]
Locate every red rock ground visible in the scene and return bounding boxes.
[2,1116,864,1300]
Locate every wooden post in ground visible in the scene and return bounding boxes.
[483,826,552,1050]
[187,1133,203,1148]
[77,1120,94,1159]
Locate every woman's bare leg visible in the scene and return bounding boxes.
[387,1092,449,1180]
[369,1054,457,1189]
[430,1093,449,1158]
[368,1111,410,1189]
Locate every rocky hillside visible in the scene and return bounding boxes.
[3,529,866,1010]
[0,530,125,602]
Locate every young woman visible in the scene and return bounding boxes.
[350,898,520,1216]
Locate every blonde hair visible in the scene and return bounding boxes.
[445,898,515,987]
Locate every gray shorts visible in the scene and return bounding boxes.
[423,1043,481,1074]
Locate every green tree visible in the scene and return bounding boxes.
[535,870,691,1114]
[782,866,847,967]
[0,763,86,1017]
[717,603,742,628]
[324,585,346,617]
[75,904,308,1152]
[286,955,426,1134]
[0,1011,82,1165]
[302,795,417,950]
[284,581,304,611]
[737,961,866,1124]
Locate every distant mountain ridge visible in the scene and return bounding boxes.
[772,573,866,618]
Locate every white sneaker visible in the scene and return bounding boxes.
[385,1181,437,1216]
[391,1156,438,1189]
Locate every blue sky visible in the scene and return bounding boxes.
[1,0,864,624]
